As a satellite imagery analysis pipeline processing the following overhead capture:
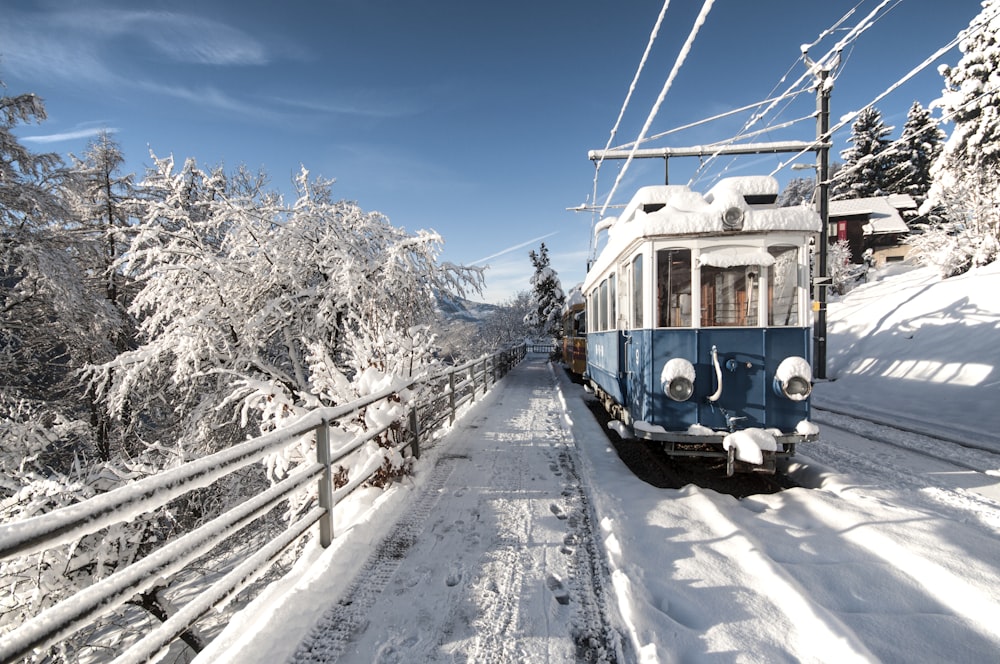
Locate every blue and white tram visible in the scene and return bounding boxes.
[583,176,820,475]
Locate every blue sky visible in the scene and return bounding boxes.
[0,0,981,303]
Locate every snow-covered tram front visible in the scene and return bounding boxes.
[583,176,821,475]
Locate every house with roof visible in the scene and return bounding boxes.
[828,193,916,265]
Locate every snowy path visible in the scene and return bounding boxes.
[201,354,1000,664]
[287,359,619,663]
[202,356,620,663]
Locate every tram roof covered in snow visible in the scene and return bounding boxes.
[585,176,820,288]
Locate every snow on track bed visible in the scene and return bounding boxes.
[290,357,621,664]
[805,409,1000,533]
[556,367,1000,663]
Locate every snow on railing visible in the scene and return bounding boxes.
[0,344,526,664]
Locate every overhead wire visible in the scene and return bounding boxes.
[599,0,716,218]
[690,0,900,188]
[608,93,801,151]
[589,0,671,258]
[806,3,1000,192]
[588,0,868,214]
[769,23,976,180]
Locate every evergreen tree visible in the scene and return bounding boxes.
[886,101,944,212]
[832,106,895,200]
[524,243,565,339]
[922,0,1000,270]
[778,176,815,207]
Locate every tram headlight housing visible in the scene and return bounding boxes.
[661,358,696,402]
[774,356,813,401]
[721,206,745,231]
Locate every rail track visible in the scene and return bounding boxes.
[812,405,1000,476]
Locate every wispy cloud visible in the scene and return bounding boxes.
[0,6,268,87]
[22,127,117,144]
[471,232,559,266]
[269,94,423,120]
[138,81,276,120]
[126,11,268,66]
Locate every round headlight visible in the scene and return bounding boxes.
[666,376,694,402]
[722,206,744,231]
[774,356,813,401]
[783,376,812,400]
[661,358,696,402]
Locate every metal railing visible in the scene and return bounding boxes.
[0,344,525,663]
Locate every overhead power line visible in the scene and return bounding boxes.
[599,0,716,218]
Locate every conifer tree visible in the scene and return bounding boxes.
[922,0,1000,269]
[778,176,815,207]
[887,101,944,212]
[524,243,565,339]
[832,106,895,200]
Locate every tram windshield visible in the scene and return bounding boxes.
[656,249,692,327]
[768,246,799,326]
[654,245,802,328]
[701,265,759,327]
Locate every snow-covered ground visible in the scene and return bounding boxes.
[197,262,1000,664]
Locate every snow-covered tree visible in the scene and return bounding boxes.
[778,176,815,207]
[88,156,483,472]
[920,0,1000,272]
[833,106,895,200]
[886,101,944,213]
[524,243,565,339]
[0,91,178,660]
[64,131,141,459]
[478,290,534,351]
[828,240,867,295]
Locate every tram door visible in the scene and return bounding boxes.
[624,254,650,423]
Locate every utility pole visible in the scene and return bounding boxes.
[814,67,832,380]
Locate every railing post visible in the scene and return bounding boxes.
[448,370,456,424]
[408,407,421,459]
[470,364,477,402]
[316,421,335,548]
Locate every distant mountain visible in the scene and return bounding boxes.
[434,291,499,323]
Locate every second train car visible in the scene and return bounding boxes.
[583,175,820,475]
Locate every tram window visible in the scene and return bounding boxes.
[598,279,608,331]
[608,274,616,330]
[769,246,799,326]
[632,254,643,327]
[656,249,692,327]
[701,265,760,327]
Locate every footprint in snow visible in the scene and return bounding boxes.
[546,574,571,605]
[445,563,463,587]
[550,503,568,520]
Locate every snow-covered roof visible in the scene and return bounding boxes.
[829,196,912,236]
[585,176,819,289]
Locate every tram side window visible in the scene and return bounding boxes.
[632,254,643,328]
[769,246,799,326]
[701,265,760,327]
[607,274,616,330]
[598,279,608,331]
[656,249,692,327]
